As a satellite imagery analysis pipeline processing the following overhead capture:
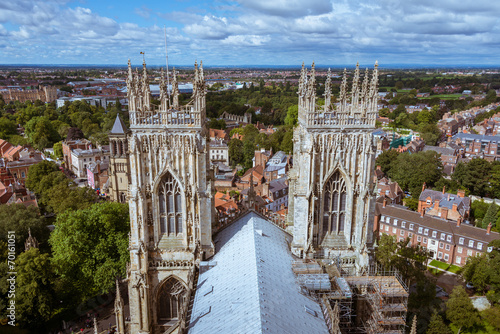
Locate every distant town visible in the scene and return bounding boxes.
[1,64,500,334]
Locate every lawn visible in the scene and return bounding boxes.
[448,264,462,274]
[429,259,450,270]
[420,94,461,100]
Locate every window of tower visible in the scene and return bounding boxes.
[322,171,347,236]
[158,172,183,236]
[157,277,186,323]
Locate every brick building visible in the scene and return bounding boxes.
[375,200,499,266]
[62,139,92,169]
[418,188,470,222]
[376,178,404,205]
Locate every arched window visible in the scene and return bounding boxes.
[158,172,183,235]
[323,171,347,237]
[157,277,186,322]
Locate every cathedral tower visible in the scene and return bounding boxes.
[124,60,214,334]
[108,115,130,203]
[288,62,379,274]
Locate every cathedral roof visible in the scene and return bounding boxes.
[188,211,329,334]
[110,115,128,135]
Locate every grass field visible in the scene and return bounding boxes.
[420,94,461,100]
[448,264,462,274]
[429,259,451,270]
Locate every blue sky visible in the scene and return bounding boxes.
[0,0,499,66]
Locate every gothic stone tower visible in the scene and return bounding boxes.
[288,62,379,274]
[125,60,214,334]
[108,115,130,203]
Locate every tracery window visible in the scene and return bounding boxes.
[158,172,183,235]
[322,171,347,236]
[158,277,186,322]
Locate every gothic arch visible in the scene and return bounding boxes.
[321,170,347,240]
[154,170,184,237]
[156,276,187,323]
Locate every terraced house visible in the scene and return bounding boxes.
[375,199,499,266]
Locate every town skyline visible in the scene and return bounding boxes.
[1,0,500,66]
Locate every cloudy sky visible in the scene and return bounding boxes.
[0,0,499,66]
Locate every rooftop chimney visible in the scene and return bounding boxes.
[487,222,492,235]
[383,197,387,208]
[456,217,462,227]
[442,186,446,194]
[457,189,465,198]
[421,208,425,218]
[422,182,426,192]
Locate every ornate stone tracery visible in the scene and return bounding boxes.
[122,60,213,334]
[158,172,183,236]
[289,62,378,273]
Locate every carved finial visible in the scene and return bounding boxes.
[199,60,204,80]
[410,315,417,334]
[339,68,348,113]
[351,62,361,115]
[24,227,39,251]
[324,68,332,112]
[172,67,179,109]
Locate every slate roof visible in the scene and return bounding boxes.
[268,177,288,193]
[376,203,499,245]
[422,145,456,156]
[188,211,329,334]
[454,132,500,143]
[419,189,470,216]
[110,115,128,135]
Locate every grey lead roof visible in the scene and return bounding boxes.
[188,211,329,334]
[110,115,128,134]
[422,145,455,156]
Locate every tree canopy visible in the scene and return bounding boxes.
[49,202,130,300]
[387,150,443,197]
[446,285,480,331]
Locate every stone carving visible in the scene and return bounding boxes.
[289,62,378,273]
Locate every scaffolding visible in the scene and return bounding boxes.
[293,259,409,334]
[341,266,409,334]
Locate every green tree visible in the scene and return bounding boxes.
[379,107,390,117]
[375,149,400,175]
[375,234,397,269]
[0,117,18,140]
[388,150,442,197]
[228,138,244,167]
[426,311,451,334]
[15,248,56,330]
[471,200,489,227]
[24,116,61,150]
[284,105,298,126]
[482,306,500,331]
[49,202,130,300]
[0,204,49,256]
[25,160,59,194]
[53,141,63,159]
[445,285,480,332]
[208,118,227,130]
[462,254,490,293]
[45,182,98,215]
[482,202,499,229]
[452,159,492,197]
[281,130,293,153]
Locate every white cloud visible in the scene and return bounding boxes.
[0,0,499,65]
[236,0,332,18]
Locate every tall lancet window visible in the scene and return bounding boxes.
[158,172,183,236]
[323,171,347,236]
[157,277,186,322]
